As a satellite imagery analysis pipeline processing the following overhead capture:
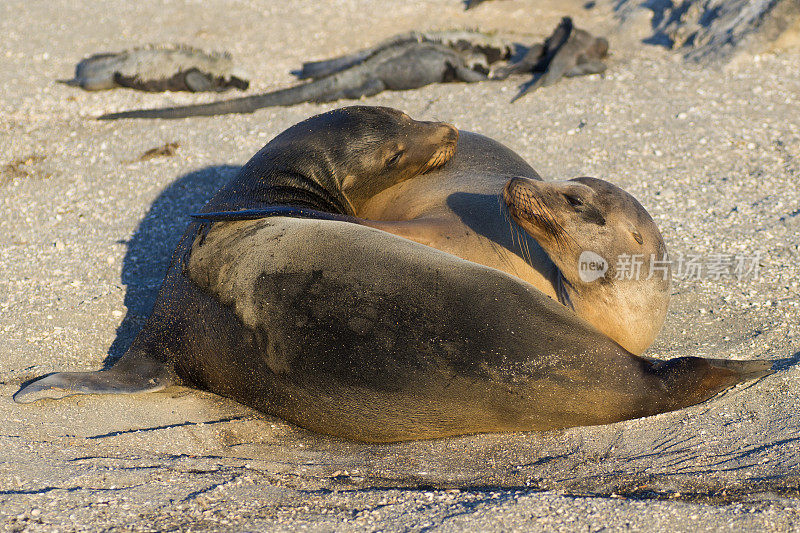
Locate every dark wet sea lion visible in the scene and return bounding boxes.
[16,215,776,442]
[201,105,458,216]
[14,105,457,403]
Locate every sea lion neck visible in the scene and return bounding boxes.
[205,143,353,216]
[263,146,354,215]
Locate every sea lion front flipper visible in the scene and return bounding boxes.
[191,209,451,250]
[191,206,356,223]
[13,353,173,404]
[358,218,454,248]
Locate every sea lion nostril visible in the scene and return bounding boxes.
[436,124,459,144]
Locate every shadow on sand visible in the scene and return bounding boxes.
[103,164,241,368]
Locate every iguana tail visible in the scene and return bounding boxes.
[98,75,345,120]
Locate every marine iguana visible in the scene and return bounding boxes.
[296,30,513,80]
[61,44,249,92]
[490,17,609,101]
[98,41,492,120]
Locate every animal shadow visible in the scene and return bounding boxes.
[103,164,241,368]
[445,190,545,266]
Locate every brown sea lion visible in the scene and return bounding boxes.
[502,176,671,355]
[13,105,458,402]
[16,215,776,442]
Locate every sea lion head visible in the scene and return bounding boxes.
[267,106,458,215]
[504,176,670,354]
[333,106,459,213]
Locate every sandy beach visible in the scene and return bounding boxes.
[1,0,799,530]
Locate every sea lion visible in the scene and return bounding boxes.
[342,132,669,355]
[15,215,776,442]
[503,176,670,354]
[13,105,457,402]
[195,131,670,354]
[199,106,458,216]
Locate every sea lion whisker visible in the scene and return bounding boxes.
[532,194,575,251]
[503,199,528,261]
[529,194,562,248]
[507,198,535,265]
[520,229,533,266]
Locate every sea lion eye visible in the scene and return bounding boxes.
[632,231,643,245]
[386,151,404,167]
[564,194,583,208]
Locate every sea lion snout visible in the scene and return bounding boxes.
[504,177,546,223]
[503,177,570,249]
[417,120,458,146]
[426,122,458,153]
[438,122,459,144]
[420,122,459,173]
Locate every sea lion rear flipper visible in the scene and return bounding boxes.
[697,357,777,380]
[13,354,173,404]
[650,356,775,411]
